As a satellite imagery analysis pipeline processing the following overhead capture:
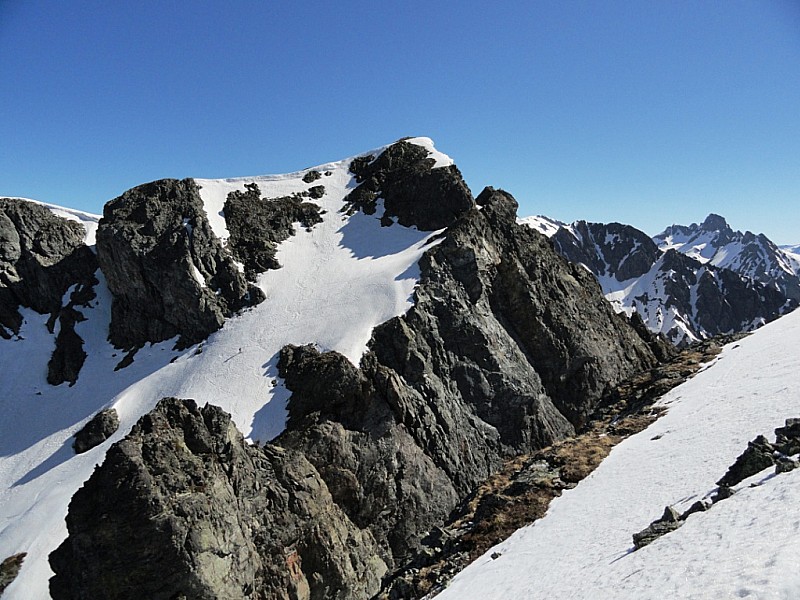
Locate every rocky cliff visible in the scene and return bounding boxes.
[0,198,98,384]
[50,144,661,598]
[96,178,264,350]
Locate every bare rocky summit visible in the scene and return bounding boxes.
[50,144,663,599]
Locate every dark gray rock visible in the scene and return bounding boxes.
[50,398,386,600]
[276,186,658,569]
[717,435,776,487]
[301,170,322,183]
[0,198,98,383]
[344,140,474,230]
[0,198,97,340]
[632,506,683,549]
[96,179,264,349]
[223,182,323,281]
[775,418,800,455]
[73,408,120,454]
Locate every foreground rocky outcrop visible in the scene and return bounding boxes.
[0,198,98,384]
[52,144,664,597]
[96,179,264,349]
[50,398,386,600]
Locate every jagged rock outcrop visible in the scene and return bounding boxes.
[632,418,800,550]
[224,182,323,280]
[716,434,776,487]
[344,140,473,230]
[50,398,386,600]
[0,198,98,384]
[73,408,120,454]
[276,187,659,569]
[51,164,662,598]
[96,179,264,349]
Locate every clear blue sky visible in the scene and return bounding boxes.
[2,1,799,243]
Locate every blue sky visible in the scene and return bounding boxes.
[1,1,799,243]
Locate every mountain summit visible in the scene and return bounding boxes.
[1,138,663,599]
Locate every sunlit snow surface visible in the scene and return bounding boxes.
[440,307,800,600]
[0,137,446,599]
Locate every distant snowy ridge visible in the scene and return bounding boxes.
[655,213,800,301]
[520,215,797,344]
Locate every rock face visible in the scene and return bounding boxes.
[0,198,98,384]
[96,179,264,349]
[224,182,323,281]
[276,187,659,569]
[553,221,661,283]
[50,398,386,600]
[73,408,120,454]
[344,140,473,230]
[51,160,661,598]
[537,218,795,345]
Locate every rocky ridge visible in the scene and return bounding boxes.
[49,146,663,599]
[655,214,800,301]
[632,416,800,550]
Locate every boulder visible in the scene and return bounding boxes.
[717,434,776,487]
[73,408,120,454]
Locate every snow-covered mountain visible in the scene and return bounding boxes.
[440,302,800,600]
[523,218,796,345]
[1,139,664,599]
[655,213,800,301]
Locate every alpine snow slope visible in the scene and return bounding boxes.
[0,138,446,599]
[440,306,800,600]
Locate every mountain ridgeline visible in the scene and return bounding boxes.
[0,140,659,600]
[523,216,798,345]
[0,139,793,599]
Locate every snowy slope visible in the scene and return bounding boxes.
[440,307,800,600]
[781,244,800,273]
[517,215,565,237]
[0,137,448,599]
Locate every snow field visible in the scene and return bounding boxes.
[440,306,800,600]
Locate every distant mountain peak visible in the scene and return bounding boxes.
[700,213,729,232]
